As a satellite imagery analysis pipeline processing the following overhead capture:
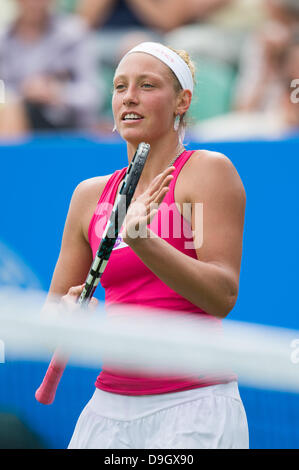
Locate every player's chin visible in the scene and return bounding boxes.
[121,127,150,144]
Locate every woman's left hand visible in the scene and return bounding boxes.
[121,166,175,245]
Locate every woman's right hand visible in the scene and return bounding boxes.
[60,284,99,314]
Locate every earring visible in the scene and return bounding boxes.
[174,114,180,132]
[112,123,117,133]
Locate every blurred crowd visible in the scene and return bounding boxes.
[0,0,298,141]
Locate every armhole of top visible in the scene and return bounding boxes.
[168,150,197,205]
[87,172,115,246]
[87,169,127,246]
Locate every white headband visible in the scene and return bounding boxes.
[119,42,194,94]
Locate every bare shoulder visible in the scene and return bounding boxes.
[184,149,246,203]
[73,174,112,204]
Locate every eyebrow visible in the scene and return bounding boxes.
[113,73,162,83]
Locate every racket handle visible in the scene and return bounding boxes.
[35,352,68,405]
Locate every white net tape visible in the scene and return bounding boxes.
[0,287,299,393]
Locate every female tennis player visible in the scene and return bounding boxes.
[47,42,249,449]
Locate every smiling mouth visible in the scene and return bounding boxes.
[122,113,144,121]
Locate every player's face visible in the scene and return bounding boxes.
[112,53,178,145]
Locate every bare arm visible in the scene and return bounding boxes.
[125,0,232,32]
[125,152,246,318]
[77,0,116,28]
[45,176,110,303]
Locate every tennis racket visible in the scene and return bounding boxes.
[35,142,150,404]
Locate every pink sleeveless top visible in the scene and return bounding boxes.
[88,150,235,395]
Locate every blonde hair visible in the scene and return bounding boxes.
[167,47,196,134]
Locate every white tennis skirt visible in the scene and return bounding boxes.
[68,381,249,449]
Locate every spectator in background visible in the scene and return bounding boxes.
[78,0,232,34]
[190,29,299,141]
[76,0,232,65]
[0,0,101,139]
[233,0,299,113]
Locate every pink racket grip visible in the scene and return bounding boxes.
[35,353,68,405]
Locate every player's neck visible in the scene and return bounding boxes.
[127,138,183,190]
